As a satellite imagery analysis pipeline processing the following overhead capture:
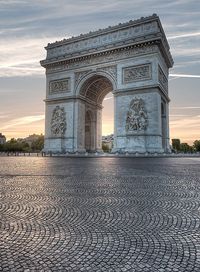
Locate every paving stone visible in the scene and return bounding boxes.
[0,157,200,271]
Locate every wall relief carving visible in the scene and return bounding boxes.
[126,98,148,131]
[75,70,92,87]
[158,66,168,92]
[97,65,117,81]
[51,106,66,136]
[49,78,70,94]
[46,45,158,74]
[75,65,117,89]
[47,21,158,58]
[123,64,151,84]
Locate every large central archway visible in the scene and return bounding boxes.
[77,74,114,152]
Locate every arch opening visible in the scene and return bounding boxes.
[79,75,113,105]
[79,75,114,152]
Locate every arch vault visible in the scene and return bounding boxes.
[40,14,173,153]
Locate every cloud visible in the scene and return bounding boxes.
[0,0,27,4]
[0,114,10,119]
[104,96,113,101]
[169,74,200,78]
[0,36,63,77]
[171,48,200,57]
[169,115,200,137]
[173,60,200,69]
[171,106,200,110]
[0,1,199,78]
[0,114,45,130]
[168,32,200,40]
[169,114,189,117]
[170,116,200,129]
[0,66,44,77]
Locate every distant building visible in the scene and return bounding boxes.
[0,133,6,144]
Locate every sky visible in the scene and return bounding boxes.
[0,0,200,144]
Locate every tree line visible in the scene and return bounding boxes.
[0,135,44,153]
[172,139,200,153]
[0,135,199,153]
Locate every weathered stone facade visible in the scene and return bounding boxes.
[41,14,173,153]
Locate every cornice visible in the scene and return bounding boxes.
[114,85,170,102]
[44,96,103,109]
[41,40,173,71]
[41,15,174,71]
[41,41,153,66]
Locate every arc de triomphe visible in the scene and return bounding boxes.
[40,14,173,153]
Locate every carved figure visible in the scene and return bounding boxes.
[126,98,148,131]
[51,106,66,136]
[123,64,150,83]
[49,79,69,94]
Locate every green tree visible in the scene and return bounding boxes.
[21,141,31,152]
[4,138,23,152]
[193,140,200,152]
[180,143,193,153]
[102,143,110,153]
[31,135,44,152]
[0,144,3,151]
[172,139,181,152]
[0,135,44,153]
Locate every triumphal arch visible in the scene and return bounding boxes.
[40,14,173,153]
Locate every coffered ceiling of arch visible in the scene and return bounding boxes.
[79,75,113,104]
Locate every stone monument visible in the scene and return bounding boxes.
[40,14,173,153]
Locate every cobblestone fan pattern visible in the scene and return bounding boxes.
[1,157,200,272]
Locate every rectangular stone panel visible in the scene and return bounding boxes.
[158,66,168,92]
[46,20,159,59]
[123,63,152,84]
[49,78,70,94]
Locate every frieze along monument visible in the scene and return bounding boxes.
[40,14,173,153]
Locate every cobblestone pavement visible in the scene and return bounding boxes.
[1,157,200,272]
